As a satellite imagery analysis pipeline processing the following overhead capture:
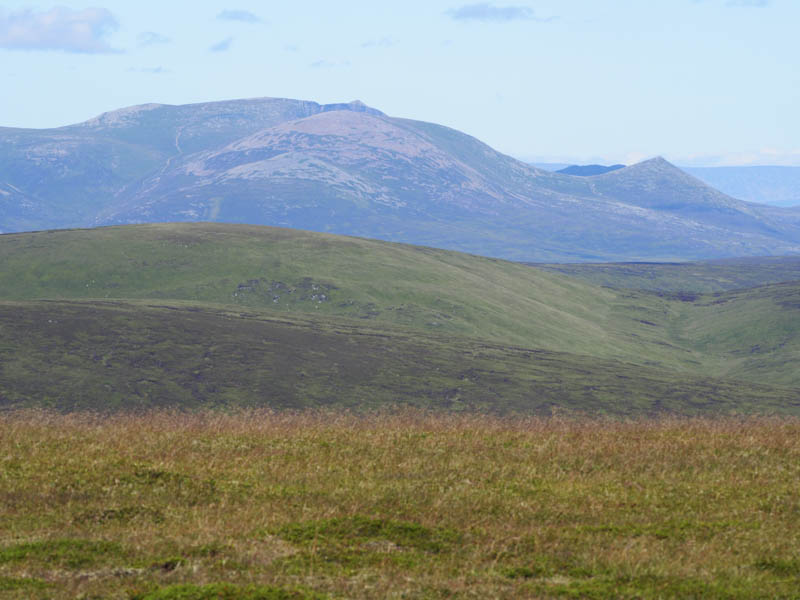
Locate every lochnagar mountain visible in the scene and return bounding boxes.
[2,97,800,261]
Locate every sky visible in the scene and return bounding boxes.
[1,0,798,166]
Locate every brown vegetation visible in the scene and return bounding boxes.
[1,410,799,598]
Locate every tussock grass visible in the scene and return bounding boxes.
[1,409,800,598]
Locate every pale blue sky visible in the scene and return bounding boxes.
[1,0,798,165]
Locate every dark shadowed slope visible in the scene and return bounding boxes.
[3,299,797,414]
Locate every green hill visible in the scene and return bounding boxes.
[1,223,798,414]
[0,222,673,363]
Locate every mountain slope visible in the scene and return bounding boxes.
[97,106,800,261]
[0,98,381,232]
[0,222,676,365]
[669,281,800,387]
[3,97,800,261]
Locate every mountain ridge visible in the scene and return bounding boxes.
[3,97,800,262]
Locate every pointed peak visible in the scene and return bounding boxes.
[634,156,675,168]
[614,156,684,174]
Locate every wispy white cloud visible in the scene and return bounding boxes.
[137,31,170,47]
[217,10,262,24]
[210,37,233,52]
[446,3,556,23]
[0,6,120,53]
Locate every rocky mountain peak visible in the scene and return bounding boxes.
[621,156,677,172]
[77,103,166,128]
[319,100,385,117]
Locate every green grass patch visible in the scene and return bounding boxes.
[0,539,127,569]
[272,516,463,574]
[132,583,327,600]
[754,557,800,576]
[0,576,50,591]
[524,572,758,600]
[275,515,462,553]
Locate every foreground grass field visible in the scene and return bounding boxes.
[2,411,799,599]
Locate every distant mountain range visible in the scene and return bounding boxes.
[683,166,800,208]
[537,162,800,208]
[556,164,625,176]
[2,97,800,262]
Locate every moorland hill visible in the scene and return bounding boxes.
[1,223,798,413]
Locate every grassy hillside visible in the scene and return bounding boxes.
[2,411,800,599]
[1,222,799,413]
[533,256,800,293]
[666,282,800,387]
[0,223,688,367]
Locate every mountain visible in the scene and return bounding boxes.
[556,164,625,176]
[3,97,800,261]
[0,98,381,231]
[683,166,800,208]
[544,163,800,207]
[1,223,799,413]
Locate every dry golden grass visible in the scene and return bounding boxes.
[1,409,799,599]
